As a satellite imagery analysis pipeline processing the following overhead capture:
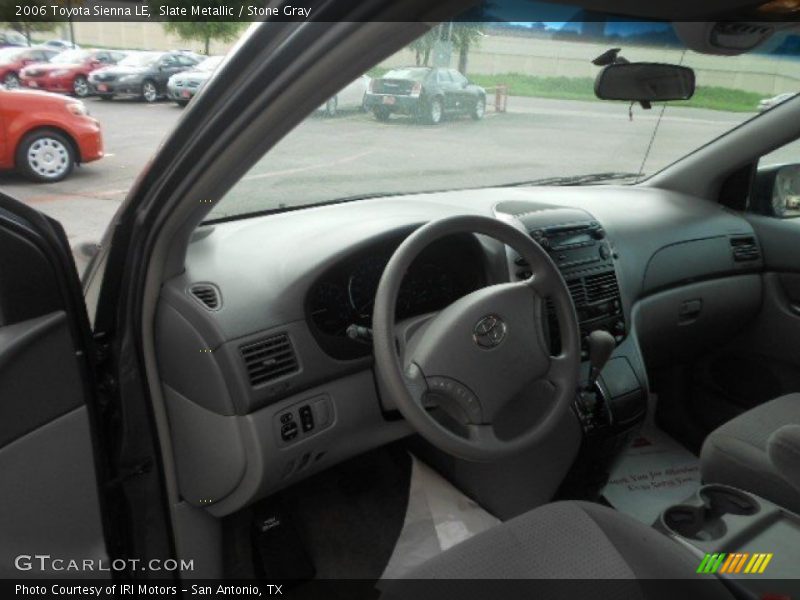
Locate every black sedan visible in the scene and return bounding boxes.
[88,51,200,102]
[364,66,487,124]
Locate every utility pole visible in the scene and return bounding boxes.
[67,0,76,48]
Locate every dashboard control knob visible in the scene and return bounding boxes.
[593,228,606,240]
[599,244,611,260]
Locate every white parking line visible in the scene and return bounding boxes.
[242,149,375,181]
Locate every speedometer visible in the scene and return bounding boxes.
[348,256,387,319]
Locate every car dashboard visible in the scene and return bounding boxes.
[155,185,763,516]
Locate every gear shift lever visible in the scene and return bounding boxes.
[586,330,616,390]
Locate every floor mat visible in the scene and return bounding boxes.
[379,455,500,582]
[602,395,701,525]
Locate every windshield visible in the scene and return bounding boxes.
[51,49,91,64]
[196,56,223,71]
[118,52,161,67]
[208,22,800,221]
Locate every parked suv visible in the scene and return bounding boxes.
[20,49,127,98]
[89,51,200,102]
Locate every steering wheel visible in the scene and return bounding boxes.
[373,215,581,461]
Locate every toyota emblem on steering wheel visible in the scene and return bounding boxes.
[473,315,507,349]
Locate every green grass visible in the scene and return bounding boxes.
[469,73,762,113]
[370,68,761,113]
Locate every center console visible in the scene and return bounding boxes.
[506,216,626,359]
[657,485,800,597]
[496,202,648,499]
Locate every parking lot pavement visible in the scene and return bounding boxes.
[0,97,184,271]
[0,95,756,273]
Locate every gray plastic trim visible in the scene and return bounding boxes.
[204,370,410,517]
[632,274,762,368]
[163,385,247,507]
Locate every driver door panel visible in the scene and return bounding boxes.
[0,198,109,577]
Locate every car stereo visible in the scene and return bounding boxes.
[509,220,625,359]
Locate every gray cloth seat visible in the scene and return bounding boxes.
[382,501,733,600]
[701,393,800,514]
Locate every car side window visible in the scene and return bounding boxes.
[436,70,451,84]
[751,138,800,218]
[97,52,110,63]
[177,55,196,67]
[449,70,467,86]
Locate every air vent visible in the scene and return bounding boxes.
[240,334,298,387]
[584,271,620,304]
[189,283,221,310]
[730,236,761,262]
[566,278,586,307]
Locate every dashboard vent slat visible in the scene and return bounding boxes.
[584,272,620,304]
[730,236,761,263]
[566,278,586,307]
[240,334,299,387]
[189,283,221,310]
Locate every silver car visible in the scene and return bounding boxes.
[167,55,223,106]
[758,91,797,112]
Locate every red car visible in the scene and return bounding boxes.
[0,46,59,89]
[0,87,103,182]
[20,49,127,98]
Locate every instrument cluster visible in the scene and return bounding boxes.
[307,234,486,358]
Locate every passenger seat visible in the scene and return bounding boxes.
[701,393,800,514]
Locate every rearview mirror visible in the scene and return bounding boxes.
[594,63,695,103]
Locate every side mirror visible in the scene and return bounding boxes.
[774,165,800,217]
[595,63,695,103]
[755,164,800,218]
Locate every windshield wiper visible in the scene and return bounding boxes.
[500,172,641,187]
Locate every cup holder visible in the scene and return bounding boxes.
[699,485,759,517]
[662,486,760,542]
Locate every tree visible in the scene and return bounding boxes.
[160,21,245,55]
[149,1,246,54]
[406,23,484,73]
[409,28,439,66]
[451,23,484,75]
[12,22,59,46]
[1,0,58,46]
